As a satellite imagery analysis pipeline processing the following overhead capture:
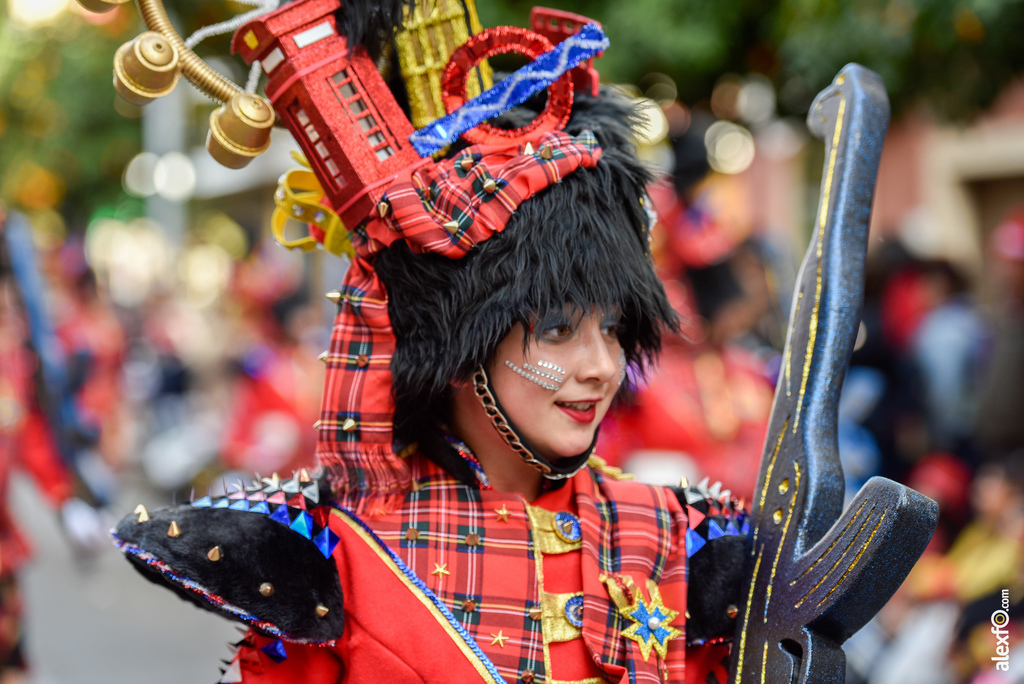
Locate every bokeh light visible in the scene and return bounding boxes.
[7,0,71,27]
[122,152,159,198]
[153,152,197,202]
[705,121,756,175]
[85,217,170,308]
[737,75,776,127]
[179,243,232,308]
[633,97,669,146]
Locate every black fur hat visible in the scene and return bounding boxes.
[373,88,678,481]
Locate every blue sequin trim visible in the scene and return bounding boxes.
[409,23,609,156]
[333,507,504,684]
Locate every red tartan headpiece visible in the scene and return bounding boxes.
[318,130,603,513]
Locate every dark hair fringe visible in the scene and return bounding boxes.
[373,88,678,480]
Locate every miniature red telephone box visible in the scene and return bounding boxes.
[233,0,420,230]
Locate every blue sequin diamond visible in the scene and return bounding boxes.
[706,518,726,540]
[260,639,288,663]
[290,510,313,539]
[269,505,292,526]
[249,501,270,515]
[685,528,706,557]
[313,526,340,558]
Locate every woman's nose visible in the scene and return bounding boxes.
[575,320,619,384]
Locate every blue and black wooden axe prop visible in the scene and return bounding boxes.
[728,65,939,684]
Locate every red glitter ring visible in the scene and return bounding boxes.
[441,26,574,146]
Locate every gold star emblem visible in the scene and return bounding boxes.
[619,579,682,661]
[431,562,450,577]
[494,505,511,523]
[490,630,508,647]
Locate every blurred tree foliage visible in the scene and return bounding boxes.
[0,0,243,224]
[479,0,1024,119]
[0,0,1022,222]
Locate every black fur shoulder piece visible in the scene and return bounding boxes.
[112,471,344,644]
[669,478,749,645]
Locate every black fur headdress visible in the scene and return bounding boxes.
[374,88,678,481]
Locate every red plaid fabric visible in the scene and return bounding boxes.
[228,456,711,684]
[316,131,602,513]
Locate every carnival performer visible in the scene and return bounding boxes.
[0,211,108,683]
[110,1,750,682]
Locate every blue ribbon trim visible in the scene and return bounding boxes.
[333,507,505,684]
[409,23,609,157]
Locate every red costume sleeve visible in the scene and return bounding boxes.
[16,408,73,506]
[232,631,343,683]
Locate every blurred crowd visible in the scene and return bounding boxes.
[0,94,1021,684]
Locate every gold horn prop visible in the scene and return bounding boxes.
[207,93,275,169]
[113,31,181,106]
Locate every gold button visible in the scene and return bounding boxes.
[356,354,369,368]
[405,528,420,541]
[461,599,476,612]
[528,607,542,621]
[464,533,480,546]
[521,669,535,683]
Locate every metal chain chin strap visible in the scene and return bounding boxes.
[472,366,590,481]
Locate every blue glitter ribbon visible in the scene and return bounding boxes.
[409,23,609,157]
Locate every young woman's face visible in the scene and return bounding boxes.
[487,308,625,462]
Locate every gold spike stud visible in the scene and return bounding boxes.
[482,178,497,193]
[315,604,329,618]
[679,476,689,489]
[259,582,274,597]
[134,504,150,523]
[312,420,322,430]
[341,418,358,432]
[167,521,181,538]
[524,142,534,155]
[207,546,222,562]
[325,290,342,304]
[443,220,459,234]
[539,144,554,160]
[377,200,390,218]
[318,351,330,363]
[299,468,311,483]
[460,157,474,171]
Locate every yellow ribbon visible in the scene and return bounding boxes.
[271,153,354,259]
